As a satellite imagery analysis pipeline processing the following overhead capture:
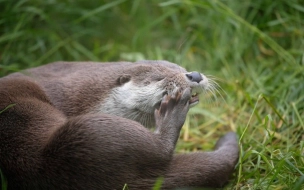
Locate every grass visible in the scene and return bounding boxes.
[1,0,304,189]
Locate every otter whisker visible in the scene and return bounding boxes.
[206,75,228,96]
[209,79,227,96]
[207,77,226,104]
[202,90,214,106]
[207,87,218,106]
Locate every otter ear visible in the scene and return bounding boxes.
[117,74,131,85]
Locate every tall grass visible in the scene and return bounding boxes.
[1,0,303,189]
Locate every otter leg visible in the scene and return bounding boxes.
[161,132,239,189]
[129,132,239,189]
[154,88,191,151]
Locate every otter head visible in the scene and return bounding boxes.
[97,60,211,127]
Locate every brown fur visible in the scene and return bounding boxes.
[0,61,239,189]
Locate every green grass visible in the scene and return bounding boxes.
[1,0,304,189]
[0,169,7,190]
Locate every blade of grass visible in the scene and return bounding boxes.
[75,0,127,23]
[183,0,297,65]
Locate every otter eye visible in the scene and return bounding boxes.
[153,77,164,82]
[117,75,131,85]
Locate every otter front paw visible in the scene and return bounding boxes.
[154,89,191,132]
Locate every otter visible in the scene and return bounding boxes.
[0,60,239,189]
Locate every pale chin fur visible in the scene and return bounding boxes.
[96,81,164,127]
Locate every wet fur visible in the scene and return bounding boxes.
[0,61,239,189]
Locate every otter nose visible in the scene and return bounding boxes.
[186,71,203,83]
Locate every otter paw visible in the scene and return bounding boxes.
[155,89,190,129]
[157,93,180,116]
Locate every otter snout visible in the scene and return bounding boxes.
[186,71,203,83]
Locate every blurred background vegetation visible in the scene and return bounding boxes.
[1,0,304,189]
